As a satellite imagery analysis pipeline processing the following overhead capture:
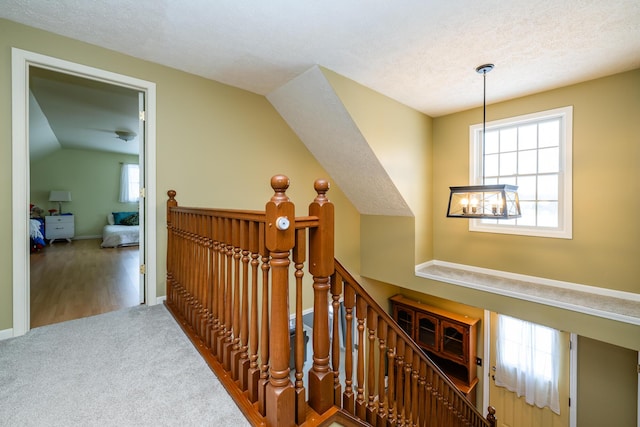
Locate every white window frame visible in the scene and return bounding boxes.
[469,106,573,238]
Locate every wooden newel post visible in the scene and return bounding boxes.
[264,175,296,427]
[487,406,497,427]
[307,178,335,415]
[166,190,178,306]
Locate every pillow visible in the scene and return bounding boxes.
[112,211,138,225]
[107,214,115,225]
[120,212,139,226]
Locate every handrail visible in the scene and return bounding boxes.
[164,176,496,427]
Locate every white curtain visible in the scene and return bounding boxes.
[119,164,140,203]
[495,314,560,414]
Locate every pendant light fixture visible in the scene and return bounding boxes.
[446,64,521,219]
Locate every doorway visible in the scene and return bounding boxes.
[11,48,157,337]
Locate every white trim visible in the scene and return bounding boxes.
[11,48,157,338]
[415,260,640,325]
[156,295,167,304]
[569,333,577,427]
[469,106,573,239]
[0,328,14,341]
[482,309,491,417]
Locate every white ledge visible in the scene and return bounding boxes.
[415,260,640,326]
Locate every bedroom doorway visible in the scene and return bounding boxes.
[12,48,157,336]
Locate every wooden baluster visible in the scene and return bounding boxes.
[486,406,497,427]
[355,295,367,421]
[247,221,261,403]
[238,220,251,389]
[307,178,335,416]
[386,329,396,427]
[395,339,405,426]
[411,352,419,427]
[231,219,242,379]
[216,218,227,362]
[204,215,215,348]
[223,217,234,370]
[376,318,387,427]
[197,214,208,340]
[342,283,356,415]
[418,361,427,427]
[257,227,270,416]
[330,271,343,406]
[293,228,307,424]
[403,346,413,427]
[166,190,177,308]
[209,216,220,354]
[264,175,296,427]
[366,307,378,425]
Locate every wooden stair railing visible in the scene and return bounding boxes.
[165,175,496,427]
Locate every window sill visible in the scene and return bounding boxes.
[415,261,640,326]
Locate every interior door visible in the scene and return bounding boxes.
[137,91,146,304]
[489,312,571,427]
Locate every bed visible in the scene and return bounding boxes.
[101,212,140,248]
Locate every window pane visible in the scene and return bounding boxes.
[519,124,537,150]
[500,152,517,176]
[518,201,537,226]
[485,153,499,177]
[539,147,559,173]
[539,120,559,148]
[518,149,537,175]
[538,175,558,200]
[485,130,499,154]
[517,176,536,201]
[537,202,558,227]
[500,127,518,152]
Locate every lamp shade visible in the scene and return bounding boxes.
[49,191,72,202]
[447,184,521,219]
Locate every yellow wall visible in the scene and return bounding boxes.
[577,336,638,427]
[433,69,640,292]
[0,19,360,331]
[321,68,434,263]
[356,70,639,351]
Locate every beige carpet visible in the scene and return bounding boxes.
[0,304,250,427]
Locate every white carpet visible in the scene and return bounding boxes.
[0,304,250,427]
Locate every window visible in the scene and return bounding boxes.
[119,163,140,203]
[469,106,572,238]
[495,314,560,414]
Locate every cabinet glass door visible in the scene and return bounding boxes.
[416,313,438,352]
[394,306,414,336]
[441,321,467,362]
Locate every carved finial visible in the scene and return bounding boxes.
[167,190,176,201]
[487,406,497,425]
[313,178,330,203]
[270,175,290,203]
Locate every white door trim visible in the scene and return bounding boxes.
[11,48,157,337]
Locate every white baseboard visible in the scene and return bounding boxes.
[74,235,102,240]
[156,295,166,304]
[0,328,14,341]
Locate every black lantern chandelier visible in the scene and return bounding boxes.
[446,64,521,219]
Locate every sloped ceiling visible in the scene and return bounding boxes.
[268,66,413,217]
[28,67,140,161]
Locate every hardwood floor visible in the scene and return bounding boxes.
[30,238,140,328]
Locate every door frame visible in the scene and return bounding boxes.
[11,48,157,337]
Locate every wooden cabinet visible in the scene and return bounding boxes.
[45,214,74,243]
[390,294,479,401]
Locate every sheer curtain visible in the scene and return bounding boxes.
[495,314,561,414]
[119,163,140,203]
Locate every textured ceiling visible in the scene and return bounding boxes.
[2,0,639,117]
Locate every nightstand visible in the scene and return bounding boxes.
[45,215,75,244]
